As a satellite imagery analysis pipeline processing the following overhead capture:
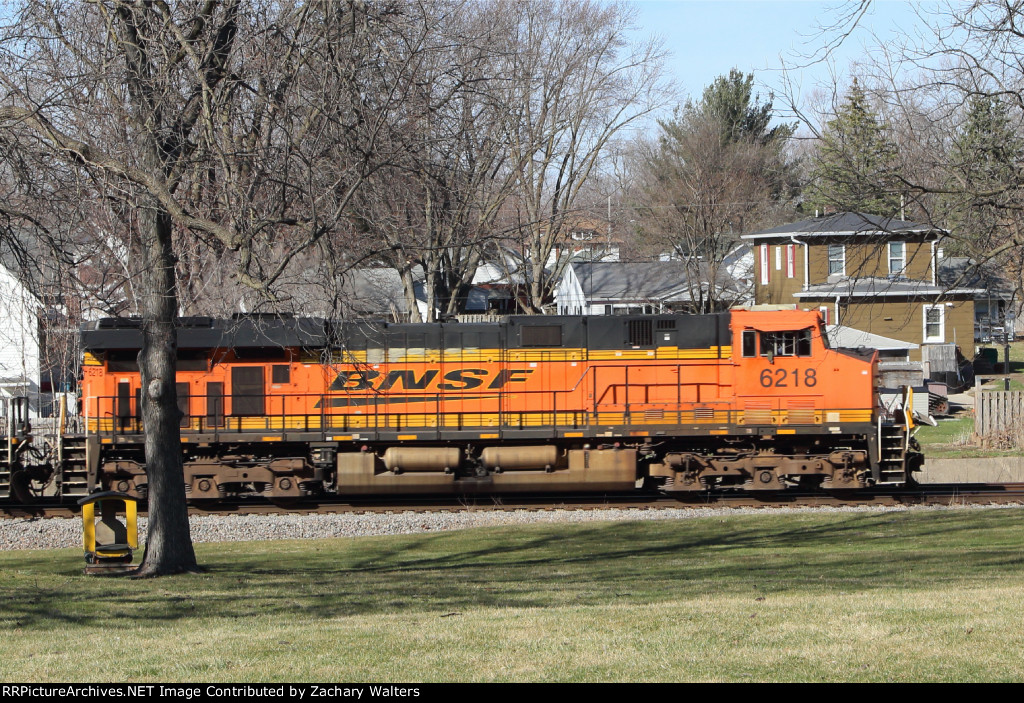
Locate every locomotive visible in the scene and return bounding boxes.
[1,308,923,503]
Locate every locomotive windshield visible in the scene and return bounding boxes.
[741,328,813,358]
[761,329,812,357]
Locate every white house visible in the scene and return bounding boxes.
[555,260,749,316]
[0,264,41,415]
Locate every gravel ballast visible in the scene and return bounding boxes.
[3,503,1021,551]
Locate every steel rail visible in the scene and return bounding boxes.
[5,483,1024,520]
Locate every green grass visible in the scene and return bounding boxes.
[912,415,1019,459]
[4,509,1024,682]
[913,415,998,458]
[976,340,1024,366]
[976,340,1024,390]
[917,340,1024,454]
[916,414,974,446]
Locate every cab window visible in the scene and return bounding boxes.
[741,330,757,357]
[760,329,812,358]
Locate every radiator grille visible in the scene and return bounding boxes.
[743,401,773,424]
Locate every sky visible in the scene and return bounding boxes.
[626,0,932,114]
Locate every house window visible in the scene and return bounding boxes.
[759,245,770,284]
[889,241,906,276]
[828,244,845,275]
[888,240,905,276]
[775,246,782,270]
[923,304,945,343]
[818,306,831,325]
[786,244,796,278]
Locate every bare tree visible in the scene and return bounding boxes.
[344,1,523,322]
[0,0,427,576]
[343,0,668,320]
[496,0,669,313]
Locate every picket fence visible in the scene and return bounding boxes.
[974,390,1024,439]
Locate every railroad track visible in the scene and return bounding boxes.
[5,483,1024,520]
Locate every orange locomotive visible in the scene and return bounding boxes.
[55,308,919,501]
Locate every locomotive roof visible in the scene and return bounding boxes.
[80,312,736,352]
[80,316,330,350]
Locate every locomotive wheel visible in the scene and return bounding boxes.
[268,492,303,508]
[270,497,302,508]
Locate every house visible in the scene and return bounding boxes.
[554,261,746,316]
[0,263,41,416]
[338,268,428,321]
[741,212,985,360]
[337,267,508,322]
[548,214,621,265]
[937,255,1017,341]
[658,242,756,299]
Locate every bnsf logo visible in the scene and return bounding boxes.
[329,368,534,392]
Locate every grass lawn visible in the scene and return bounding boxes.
[976,339,1024,368]
[914,415,995,459]
[975,340,1024,391]
[917,340,1024,456]
[914,415,1024,458]
[914,414,1024,459]
[3,508,1024,682]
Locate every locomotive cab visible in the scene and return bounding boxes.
[650,309,911,492]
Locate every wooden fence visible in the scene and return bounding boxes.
[975,390,1024,439]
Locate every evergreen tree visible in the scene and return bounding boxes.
[941,95,1024,255]
[806,79,903,216]
[697,68,794,147]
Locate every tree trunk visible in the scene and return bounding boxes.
[133,197,198,577]
[400,265,423,323]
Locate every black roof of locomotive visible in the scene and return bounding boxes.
[80,312,733,353]
[81,316,329,350]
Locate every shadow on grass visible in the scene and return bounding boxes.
[3,509,1023,630]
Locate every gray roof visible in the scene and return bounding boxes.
[339,268,422,316]
[742,212,945,241]
[0,230,66,301]
[938,256,1016,297]
[826,324,918,351]
[571,261,738,303]
[340,268,492,316]
[794,276,984,299]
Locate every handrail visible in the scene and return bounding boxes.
[84,383,824,438]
